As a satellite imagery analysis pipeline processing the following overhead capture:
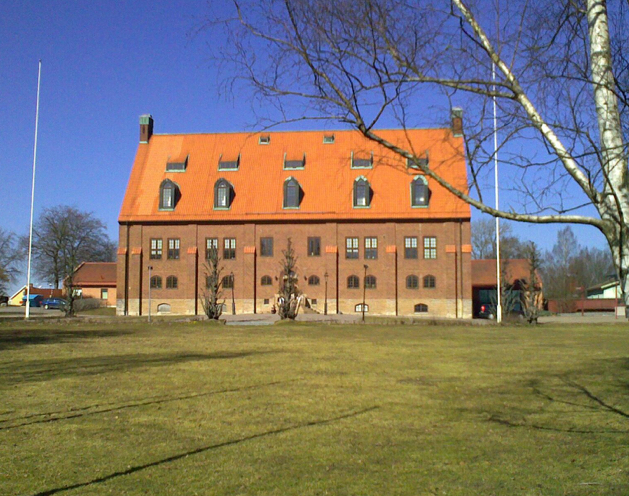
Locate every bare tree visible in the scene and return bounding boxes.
[26,206,115,289]
[0,229,22,296]
[523,242,543,325]
[472,219,528,259]
[277,238,301,319]
[200,244,225,320]
[210,0,629,310]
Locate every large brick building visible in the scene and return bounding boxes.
[117,114,472,317]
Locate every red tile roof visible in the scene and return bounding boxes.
[472,259,542,288]
[119,128,470,223]
[71,262,117,287]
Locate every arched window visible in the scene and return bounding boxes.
[414,303,428,313]
[166,275,178,289]
[150,276,162,289]
[411,176,429,207]
[423,275,436,288]
[353,177,371,207]
[214,179,234,209]
[159,180,179,210]
[308,275,320,286]
[222,275,234,289]
[406,275,419,289]
[261,275,273,286]
[364,275,377,289]
[283,177,301,208]
[347,275,360,289]
[157,303,171,314]
[355,303,369,312]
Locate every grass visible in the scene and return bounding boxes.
[1,320,628,495]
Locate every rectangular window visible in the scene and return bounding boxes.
[100,289,108,300]
[218,154,240,170]
[424,236,437,259]
[205,238,218,260]
[308,237,321,257]
[346,237,359,259]
[150,238,162,259]
[351,151,373,169]
[365,237,378,259]
[258,135,270,145]
[166,156,188,172]
[284,153,305,169]
[260,237,273,257]
[224,238,236,260]
[264,298,270,305]
[323,134,335,144]
[167,238,180,260]
[404,236,418,259]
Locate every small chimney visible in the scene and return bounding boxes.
[139,114,154,143]
[451,107,463,137]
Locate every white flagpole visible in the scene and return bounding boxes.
[492,61,502,323]
[25,60,42,320]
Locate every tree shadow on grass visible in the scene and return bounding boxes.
[0,351,266,385]
[27,405,379,496]
[483,357,629,435]
[0,327,137,351]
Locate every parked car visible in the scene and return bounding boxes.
[21,295,44,307]
[41,297,67,310]
[0,295,8,307]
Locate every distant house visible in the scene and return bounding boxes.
[8,285,63,306]
[70,262,117,307]
[587,279,620,299]
[471,259,542,316]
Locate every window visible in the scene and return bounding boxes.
[166,155,188,172]
[424,275,436,288]
[346,237,359,259]
[414,303,429,313]
[411,176,429,207]
[224,238,236,260]
[365,275,377,289]
[157,303,171,314]
[406,275,419,289]
[308,237,321,257]
[150,276,162,289]
[353,177,371,207]
[167,238,180,260]
[323,134,335,144]
[424,236,437,259]
[205,238,218,260]
[347,275,360,289]
[218,154,240,171]
[407,154,429,170]
[259,135,270,145]
[283,177,301,208]
[261,275,273,286]
[159,179,179,210]
[260,237,273,257]
[365,237,378,259]
[351,151,373,169]
[311,299,318,305]
[405,237,418,259]
[166,275,178,289]
[284,153,306,169]
[355,303,369,312]
[150,238,162,259]
[100,289,108,300]
[214,179,233,209]
[222,275,234,289]
[264,298,270,305]
[308,275,320,286]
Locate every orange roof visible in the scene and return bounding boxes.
[119,128,470,223]
[472,259,542,287]
[71,262,117,287]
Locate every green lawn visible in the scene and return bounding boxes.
[1,320,628,495]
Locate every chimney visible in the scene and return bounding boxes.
[451,107,463,137]
[139,114,154,143]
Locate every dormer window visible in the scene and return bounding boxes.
[283,153,306,170]
[283,177,302,208]
[353,177,371,208]
[166,155,188,172]
[323,134,335,144]
[411,176,429,207]
[159,179,179,210]
[259,135,271,145]
[407,152,429,170]
[351,151,373,169]
[218,154,240,171]
[214,178,234,209]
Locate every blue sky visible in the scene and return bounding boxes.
[1,0,610,286]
